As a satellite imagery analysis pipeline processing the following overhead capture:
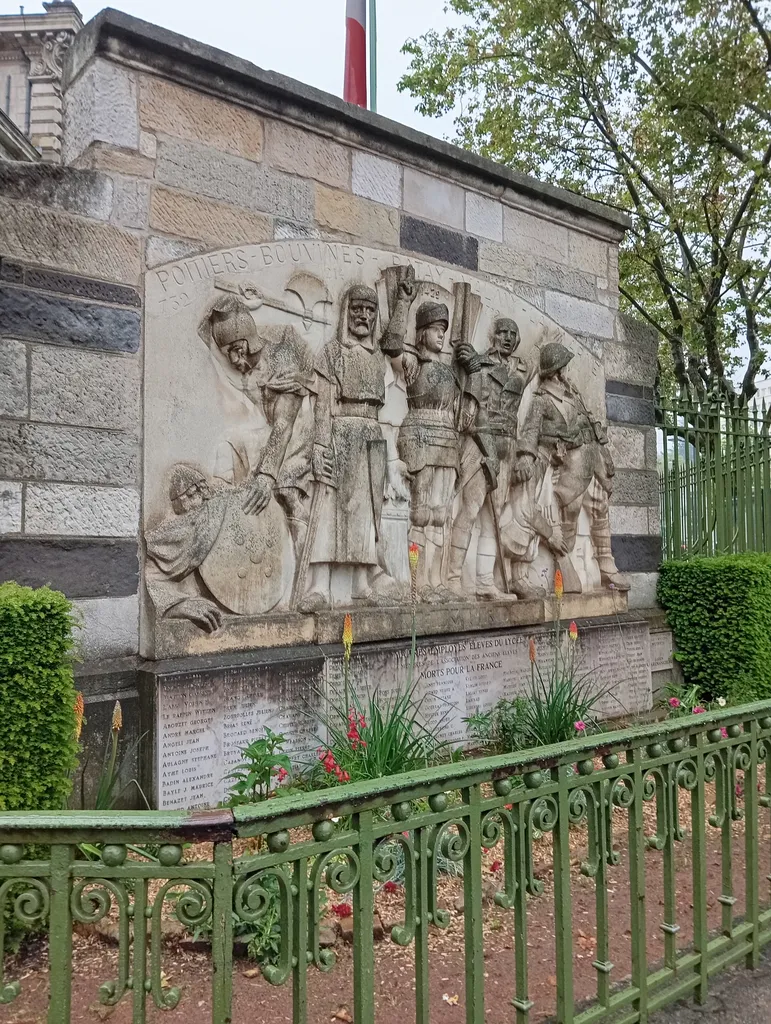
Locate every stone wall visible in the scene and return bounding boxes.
[0,10,663,802]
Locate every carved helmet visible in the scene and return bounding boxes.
[415,301,450,331]
[168,463,211,513]
[346,283,378,306]
[207,295,255,348]
[539,342,574,377]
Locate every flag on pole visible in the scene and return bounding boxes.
[344,0,367,108]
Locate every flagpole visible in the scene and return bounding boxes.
[368,0,377,112]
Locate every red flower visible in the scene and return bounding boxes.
[330,902,353,918]
[382,881,400,894]
[275,767,289,783]
[668,697,681,708]
[693,706,706,715]
[490,860,502,874]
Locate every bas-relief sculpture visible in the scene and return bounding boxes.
[142,242,629,654]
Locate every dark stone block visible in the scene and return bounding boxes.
[0,538,139,599]
[24,267,141,308]
[606,393,655,426]
[0,284,141,352]
[400,216,479,270]
[605,380,655,401]
[0,259,24,284]
[612,534,663,573]
[73,659,143,809]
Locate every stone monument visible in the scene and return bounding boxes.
[142,242,646,808]
[143,242,629,654]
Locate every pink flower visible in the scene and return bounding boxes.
[574,720,587,733]
[693,706,706,715]
[721,727,728,739]
[668,697,681,708]
[275,767,288,783]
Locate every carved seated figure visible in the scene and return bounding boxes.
[146,460,295,632]
[145,464,225,633]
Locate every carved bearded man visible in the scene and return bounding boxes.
[447,318,529,601]
[302,279,414,610]
[395,301,480,601]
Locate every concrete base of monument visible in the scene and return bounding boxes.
[145,607,648,811]
[148,589,629,659]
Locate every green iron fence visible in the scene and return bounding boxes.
[2,701,771,1023]
[658,394,771,559]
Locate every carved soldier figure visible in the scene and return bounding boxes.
[300,274,416,610]
[512,342,629,593]
[201,294,316,551]
[446,318,529,601]
[394,301,479,601]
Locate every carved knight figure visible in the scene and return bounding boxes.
[394,301,480,601]
[446,318,529,601]
[200,294,316,552]
[300,273,416,610]
[511,342,629,594]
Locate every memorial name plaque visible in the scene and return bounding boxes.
[650,630,675,675]
[154,619,652,809]
[154,653,323,809]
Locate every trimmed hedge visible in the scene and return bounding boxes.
[657,555,771,705]
[0,582,78,811]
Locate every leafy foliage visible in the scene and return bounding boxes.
[658,555,771,703]
[400,0,771,397]
[523,658,604,747]
[464,697,531,753]
[224,728,292,806]
[310,681,451,787]
[0,582,78,811]
[658,681,727,718]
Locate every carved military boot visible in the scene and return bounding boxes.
[591,514,631,592]
[445,538,470,598]
[476,539,517,602]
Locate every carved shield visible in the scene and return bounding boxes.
[198,492,294,616]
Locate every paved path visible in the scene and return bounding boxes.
[651,949,771,1022]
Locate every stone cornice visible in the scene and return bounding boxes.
[63,7,631,238]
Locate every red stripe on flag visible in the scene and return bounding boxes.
[344,16,367,107]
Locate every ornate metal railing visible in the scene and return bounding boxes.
[2,701,771,1023]
[658,394,771,559]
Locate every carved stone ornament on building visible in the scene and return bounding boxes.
[23,30,75,81]
[143,242,629,657]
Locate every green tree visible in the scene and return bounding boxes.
[401,0,771,398]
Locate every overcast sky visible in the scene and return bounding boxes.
[5,0,458,138]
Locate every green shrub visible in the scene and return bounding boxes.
[657,555,771,704]
[0,582,78,811]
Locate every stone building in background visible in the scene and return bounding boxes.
[0,0,82,162]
